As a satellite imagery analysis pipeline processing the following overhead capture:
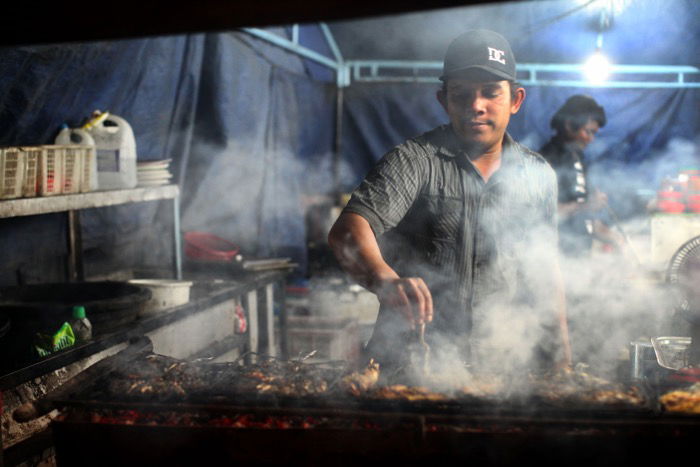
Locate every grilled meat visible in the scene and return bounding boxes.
[660,383,700,413]
[339,359,380,396]
[89,352,647,410]
[370,384,447,401]
[533,365,644,407]
[456,379,504,399]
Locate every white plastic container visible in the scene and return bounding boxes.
[128,279,193,316]
[55,127,99,192]
[85,113,137,190]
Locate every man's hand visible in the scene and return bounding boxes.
[374,277,433,329]
[328,213,435,329]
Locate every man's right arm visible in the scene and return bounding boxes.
[557,189,608,220]
[328,212,433,327]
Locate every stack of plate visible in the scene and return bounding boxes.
[137,159,173,187]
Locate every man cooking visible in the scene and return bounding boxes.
[539,94,623,257]
[328,30,571,377]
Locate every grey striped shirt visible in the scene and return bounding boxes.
[344,125,559,354]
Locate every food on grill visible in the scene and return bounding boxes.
[101,353,339,401]
[533,365,645,407]
[340,359,380,396]
[659,383,700,413]
[456,379,504,399]
[370,384,448,401]
[73,350,650,413]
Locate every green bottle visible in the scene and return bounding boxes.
[70,306,92,342]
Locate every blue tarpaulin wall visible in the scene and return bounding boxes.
[0,29,335,284]
[341,83,700,218]
[0,0,699,285]
[338,0,700,219]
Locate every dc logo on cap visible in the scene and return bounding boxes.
[488,47,506,65]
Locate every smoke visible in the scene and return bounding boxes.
[181,137,336,271]
[333,140,698,394]
[589,137,700,218]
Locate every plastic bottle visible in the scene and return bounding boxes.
[55,124,99,192]
[83,111,138,190]
[70,306,93,342]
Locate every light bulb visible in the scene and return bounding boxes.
[583,51,611,84]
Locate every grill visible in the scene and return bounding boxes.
[39,338,700,466]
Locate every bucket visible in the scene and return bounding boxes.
[127,279,193,316]
[85,113,137,190]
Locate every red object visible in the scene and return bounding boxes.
[658,190,685,213]
[658,199,686,213]
[687,194,700,213]
[669,367,700,383]
[658,190,683,199]
[184,231,240,262]
[234,304,247,334]
[690,175,700,192]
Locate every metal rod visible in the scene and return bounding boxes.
[66,209,84,282]
[319,22,343,64]
[241,28,339,70]
[333,85,344,196]
[173,193,182,280]
[604,203,643,266]
[345,60,700,88]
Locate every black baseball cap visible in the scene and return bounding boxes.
[440,29,516,82]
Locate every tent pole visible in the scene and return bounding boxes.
[333,84,344,201]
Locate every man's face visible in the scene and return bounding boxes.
[437,77,525,153]
[567,118,599,150]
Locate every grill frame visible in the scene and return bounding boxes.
[39,338,700,466]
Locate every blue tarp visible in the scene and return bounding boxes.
[0,29,335,283]
[338,0,700,218]
[341,82,700,219]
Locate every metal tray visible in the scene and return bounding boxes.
[651,336,692,370]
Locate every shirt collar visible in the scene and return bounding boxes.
[436,124,526,170]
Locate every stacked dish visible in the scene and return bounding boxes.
[137,159,173,187]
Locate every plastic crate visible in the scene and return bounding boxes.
[39,145,64,196]
[81,145,98,192]
[61,145,83,194]
[0,147,25,199]
[20,146,41,197]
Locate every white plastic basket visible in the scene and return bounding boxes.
[39,145,63,196]
[20,146,41,197]
[61,145,83,194]
[0,147,25,199]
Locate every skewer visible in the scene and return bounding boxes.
[604,202,643,267]
[417,322,430,375]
